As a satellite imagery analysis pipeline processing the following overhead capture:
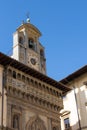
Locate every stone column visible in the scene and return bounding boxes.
[7,104,11,128]
[47,117,52,130]
[23,29,28,65]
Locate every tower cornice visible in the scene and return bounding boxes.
[17,23,42,37]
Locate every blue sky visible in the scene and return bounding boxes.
[0,0,87,80]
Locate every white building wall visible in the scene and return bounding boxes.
[61,73,87,130]
[12,32,19,60]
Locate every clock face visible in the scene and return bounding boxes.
[30,58,36,65]
[27,53,39,70]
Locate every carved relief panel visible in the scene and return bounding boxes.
[51,118,60,130]
[26,116,46,130]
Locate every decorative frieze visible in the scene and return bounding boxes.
[4,67,63,115]
[6,67,62,97]
[7,86,62,113]
[6,77,62,108]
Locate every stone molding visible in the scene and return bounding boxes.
[7,85,62,113]
[5,67,63,113]
[8,99,60,121]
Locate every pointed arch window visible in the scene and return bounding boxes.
[13,115,19,130]
[13,71,16,79]
[8,69,12,76]
[19,37,23,44]
[40,49,44,57]
[28,38,35,50]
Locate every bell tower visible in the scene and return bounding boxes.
[12,18,46,75]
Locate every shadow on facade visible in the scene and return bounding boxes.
[71,87,87,130]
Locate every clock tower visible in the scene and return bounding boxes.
[12,18,46,74]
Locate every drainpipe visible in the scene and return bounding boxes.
[73,86,81,130]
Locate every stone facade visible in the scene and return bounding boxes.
[12,22,46,75]
[0,65,63,130]
[0,20,70,130]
